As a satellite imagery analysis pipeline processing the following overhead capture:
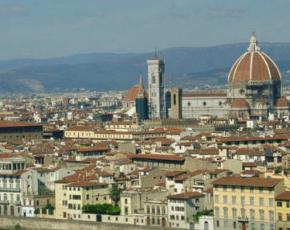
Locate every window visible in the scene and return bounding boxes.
[287,213,290,221]
[259,187,263,194]
[233,222,236,229]
[203,101,207,106]
[259,210,264,221]
[232,208,237,219]
[232,196,236,205]
[240,186,244,192]
[223,207,228,219]
[223,195,227,204]
[152,75,156,84]
[215,207,220,218]
[241,208,246,219]
[250,210,255,221]
[278,213,282,221]
[241,196,245,206]
[187,102,191,107]
[269,211,274,221]
[173,94,177,105]
[287,201,290,208]
[124,199,127,204]
[215,195,219,203]
[259,198,264,206]
[277,201,282,207]
[269,198,274,207]
[250,197,254,206]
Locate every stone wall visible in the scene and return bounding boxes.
[0,216,176,230]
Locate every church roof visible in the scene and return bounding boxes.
[231,98,249,109]
[228,34,281,85]
[275,96,289,108]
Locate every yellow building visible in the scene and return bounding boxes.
[275,191,290,230]
[55,180,111,220]
[213,176,284,230]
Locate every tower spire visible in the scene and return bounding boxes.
[139,75,144,90]
[248,32,260,52]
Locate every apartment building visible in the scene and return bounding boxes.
[55,180,111,220]
[0,154,38,217]
[213,176,284,230]
[144,199,168,227]
[275,191,290,230]
[167,191,207,229]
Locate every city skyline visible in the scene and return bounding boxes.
[0,0,290,59]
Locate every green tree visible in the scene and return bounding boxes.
[82,204,120,215]
[110,183,121,206]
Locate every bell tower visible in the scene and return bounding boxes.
[147,56,165,119]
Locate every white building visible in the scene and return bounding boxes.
[167,191,206,229]
[0,155,38,216]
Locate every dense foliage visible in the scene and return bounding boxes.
[82,204,120,215]
[192,210,213,222]
[110,183,121,206]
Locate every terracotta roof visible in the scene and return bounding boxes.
[213,176,282,188]
[165,170,187,177]
[228,37,281,85]
[0,121,42,128]
[168,191,204,200]
[235,148,264,156]
[275,96,289,108]
[189,148,219,156]
[124,85,147,101]
[67,181,106,188]
[276,191,290,201]
[231,98,249,109]
[219,135,288,143]
[130,154,185,162]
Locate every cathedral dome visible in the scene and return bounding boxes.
[228,34,281,85]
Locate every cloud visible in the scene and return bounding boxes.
[207,7,246,19]
[0,4,29,16]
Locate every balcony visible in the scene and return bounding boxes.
[0,187,21,192]
[237,216,249,223]
[0,200,9,204]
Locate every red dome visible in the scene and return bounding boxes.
[228,35,281,85]
[231,98,249,109]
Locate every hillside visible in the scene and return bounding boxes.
[0,42,290,93]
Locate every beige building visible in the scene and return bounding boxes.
[213,176,284,230]
[275,191,290,230]
[55,180,111,220]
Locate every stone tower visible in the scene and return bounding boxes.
[147,57,165,119]
[170,87,182,119]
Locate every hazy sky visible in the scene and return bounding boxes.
[0,0,290,59]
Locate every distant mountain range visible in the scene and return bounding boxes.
[1,42,290,93]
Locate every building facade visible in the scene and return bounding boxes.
[213,177,284,230]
